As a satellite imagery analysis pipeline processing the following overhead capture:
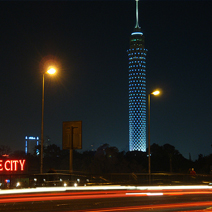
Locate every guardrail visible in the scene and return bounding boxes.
[107,173,212,186]
[0,172,212,189]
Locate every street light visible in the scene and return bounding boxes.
[148,90,160,180]
[40,66,56,174]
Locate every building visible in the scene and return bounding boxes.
[128,0,147,151]
[25,136,39,155]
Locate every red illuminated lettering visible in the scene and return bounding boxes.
[19,160,25,171]
[0,159,26,172]
[11,160,13,171]
[4,160,10,171]
[13,160,19,171]
[0,160,3,171]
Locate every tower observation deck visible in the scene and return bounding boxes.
[128,0,147,151]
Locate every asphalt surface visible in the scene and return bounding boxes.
[0,190,212,211]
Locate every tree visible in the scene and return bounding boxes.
[0,145,11,156]
[150,143,190,173]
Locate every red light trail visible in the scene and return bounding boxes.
[0,189,212,203]
[66,202,212,212]
[1,186,212,211]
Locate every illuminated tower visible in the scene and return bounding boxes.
[128,0,147,151]
[25,136,39,155]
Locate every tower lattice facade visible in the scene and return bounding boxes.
[128,0,147,151]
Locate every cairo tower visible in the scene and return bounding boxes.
[128,0,147,151]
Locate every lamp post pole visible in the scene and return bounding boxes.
[148,93,151,179]
[40,73,45,174]
[147,90,160,184]
[40,67,56,174]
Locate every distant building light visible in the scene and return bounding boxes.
[25,136,39,140]
[25,136,40,155]
[36,149,40,155]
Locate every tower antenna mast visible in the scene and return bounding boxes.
[135,0,140,28]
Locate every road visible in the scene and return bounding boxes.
[0,185,212,211]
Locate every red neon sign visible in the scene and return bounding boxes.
[0,160,25,171]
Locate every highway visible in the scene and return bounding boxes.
[0,185,212,211]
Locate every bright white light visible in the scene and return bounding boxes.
[147,193,163,196]
[34,178,37,182]
[74,183,78,187]
[126,192,163,196]
[152,90,160,95]
[0,185,211,196]
[47,67,56,75]
[64,183,67,187]
[16,182,20,187]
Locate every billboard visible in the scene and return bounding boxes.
[62,121,82,150]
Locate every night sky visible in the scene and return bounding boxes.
[0,1,212,160]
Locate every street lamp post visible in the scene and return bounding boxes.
[148,90,160,182]
[40,67,56,174]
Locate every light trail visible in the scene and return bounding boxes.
[65,201,212,212]
[0,185,129,195]
[126,192,164,196]
[0,188,211,204]
[126,190,212,196]
[0,185,212,195]
[0,193,126,204]
[0,186,212,211]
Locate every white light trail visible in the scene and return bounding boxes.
[126,192,163,196]
[0,185,211,195]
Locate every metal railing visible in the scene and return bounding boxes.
[0,172,212,189]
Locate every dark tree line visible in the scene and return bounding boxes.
[4,143,212,174]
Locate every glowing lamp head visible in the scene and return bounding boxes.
[47,67,56,75]
[152,90,160,96]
